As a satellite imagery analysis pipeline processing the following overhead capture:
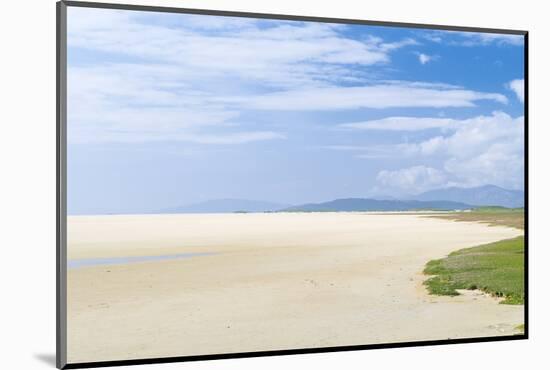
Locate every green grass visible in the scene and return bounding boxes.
[423,236,525,304]
[429,208,524,230]
[471,206,523,212]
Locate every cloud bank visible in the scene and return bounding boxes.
[68,7,512,144]
[365,112,524,192]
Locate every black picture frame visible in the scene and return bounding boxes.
[56,1,529,368]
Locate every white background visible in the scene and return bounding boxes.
[1,0,548,369]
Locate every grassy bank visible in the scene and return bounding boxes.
[429,207,524,230]
[424,208,524,304]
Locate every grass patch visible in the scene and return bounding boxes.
[429,208,524,230]
[424,236,524,304]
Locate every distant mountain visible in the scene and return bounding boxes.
[282,198,472,212]
[414,185,524,208]
[153,184,523,214]
[157,199,291,214]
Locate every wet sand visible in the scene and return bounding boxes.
[67,212,523,363]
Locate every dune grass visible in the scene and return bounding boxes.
[424,208,525,305]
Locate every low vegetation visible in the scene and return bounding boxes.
[515,324,525,333]
[429,207,524,230]
[424,236,524,304]
[424,208,525,305]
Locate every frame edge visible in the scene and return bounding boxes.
[523,32,530,339]
[57,1,68,369]
[62,0,528,35]
[58,2,529,368]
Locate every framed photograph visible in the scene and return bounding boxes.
[57,1,528,368]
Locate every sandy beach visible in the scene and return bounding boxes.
[67,212,523,363]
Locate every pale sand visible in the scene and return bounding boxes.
[67,213,523,363]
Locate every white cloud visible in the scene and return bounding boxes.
[422,33,442,43]
[66,7,516,148]
[70,128,285,145]
[321,144,420,159]
[164,131,285,144]
[339,111,521,139]
[423,30,524,47]
[168,14,259,30]
[66,7,428,144]
[339,116,457,131]
[320,145,370,151]
[228,83,507,111]
[379,38,418,52]
[459,32,524,46]
[67,7,416,90]
[377,166,448,193]
[508,79,525,102]
[369,112,524,192]
[436,112,524,188]
[67,64,267,144]
[418,53,432,64]
[418,112,523,159]
[357,145,419,159]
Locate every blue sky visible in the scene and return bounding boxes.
[67,7,525,215]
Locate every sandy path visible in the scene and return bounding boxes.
[67,213,523,363]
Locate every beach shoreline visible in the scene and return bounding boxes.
[67,212,523,363]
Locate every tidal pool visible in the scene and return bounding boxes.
[68,252,215,269]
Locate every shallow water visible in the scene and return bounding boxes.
[68,252,215,269]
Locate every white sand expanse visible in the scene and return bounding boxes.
[67,212,523,363]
